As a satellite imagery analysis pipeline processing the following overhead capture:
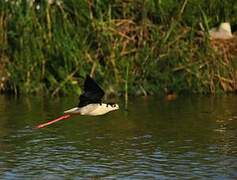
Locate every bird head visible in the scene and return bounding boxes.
[106,103,119,112]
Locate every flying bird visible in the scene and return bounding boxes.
[64,75,119,115]
[37,75,119,128]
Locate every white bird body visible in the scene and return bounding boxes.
[64,103,119,116]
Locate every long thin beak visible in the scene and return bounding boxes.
[36,114,71,129]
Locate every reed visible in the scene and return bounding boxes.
[0,0,237,96]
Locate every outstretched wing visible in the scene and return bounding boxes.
[78,75,105,107]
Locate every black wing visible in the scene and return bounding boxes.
[78,75,105,107]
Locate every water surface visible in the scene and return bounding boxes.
[0,95,236,179]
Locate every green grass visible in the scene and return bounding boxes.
[0,0,237,96]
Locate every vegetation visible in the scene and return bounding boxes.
[0,0,237,97]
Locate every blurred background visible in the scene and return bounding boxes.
[0,0,237,97]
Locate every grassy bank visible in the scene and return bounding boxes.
[0,0,237,97]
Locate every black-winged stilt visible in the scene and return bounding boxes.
[37,75,119,128]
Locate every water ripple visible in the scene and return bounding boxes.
[0,96,237,179]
